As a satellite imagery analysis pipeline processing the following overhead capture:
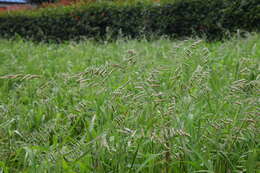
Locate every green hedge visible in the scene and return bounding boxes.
[30,0,57,4]
[0,0,259,41]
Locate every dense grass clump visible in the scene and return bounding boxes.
[0,34,259,172]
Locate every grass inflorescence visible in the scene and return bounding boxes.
[0,34,259,172]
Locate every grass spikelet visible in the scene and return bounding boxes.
[0,74,23,79]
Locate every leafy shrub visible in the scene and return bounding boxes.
[0,0,259,41]
[30,0,57,4]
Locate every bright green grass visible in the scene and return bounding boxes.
[0,34,259,173]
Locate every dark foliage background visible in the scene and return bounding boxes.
[0,0,259,41]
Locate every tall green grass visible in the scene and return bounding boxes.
[0,34,259,172]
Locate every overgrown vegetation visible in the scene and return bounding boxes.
[0,33,259,172]
[0,0,259,41]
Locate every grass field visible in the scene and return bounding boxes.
[0,34,259,172]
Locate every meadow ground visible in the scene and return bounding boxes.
[0,34,259,172]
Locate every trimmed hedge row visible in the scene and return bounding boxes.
[30,0,57,4]
[0,0,259,41]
